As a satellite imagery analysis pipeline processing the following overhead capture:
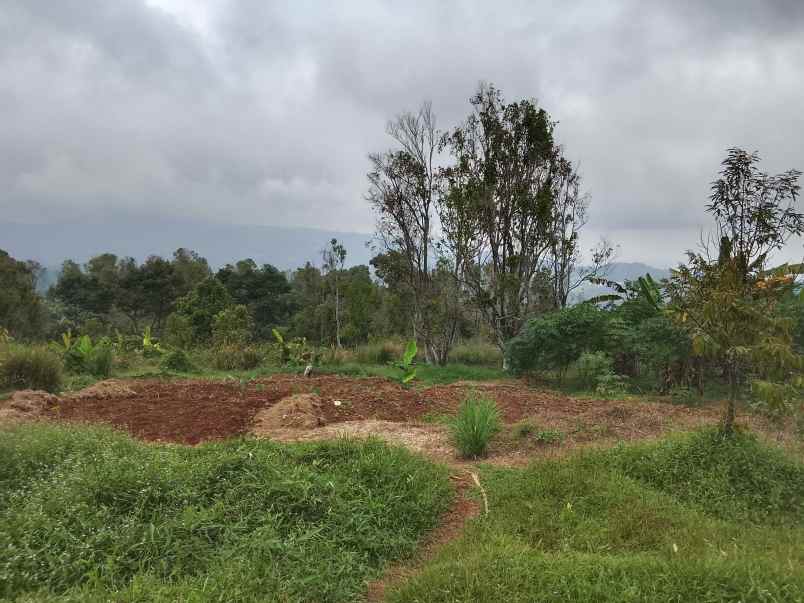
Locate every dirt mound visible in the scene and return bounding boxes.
[66,379,136,400]
[0,390,60,424]
[252,393,325,430]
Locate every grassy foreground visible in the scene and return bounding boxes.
[0,424,451,602]
[389,429,804,602]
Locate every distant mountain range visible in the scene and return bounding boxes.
[0,219,376,270]
[1,220,670,297]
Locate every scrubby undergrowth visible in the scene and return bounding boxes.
[389,429,804,602]
[0,423,451,602]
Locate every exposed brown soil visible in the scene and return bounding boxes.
[0,389,60,423]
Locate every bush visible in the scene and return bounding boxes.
[211,345,263,370]
[84,345,113,378]
[451,396,501,458]
[449,341,502,366]
[0,346,63,392]
[506,303,610,375]
[574,351,614,389]
[162,313,193,349]
[160,349,193,373]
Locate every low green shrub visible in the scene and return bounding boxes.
[0,346,63,392]
[451,396,501,458]
[62,335,113,377]
[512,420,537,438]
[160,349,193,373]
[534,428,565,445]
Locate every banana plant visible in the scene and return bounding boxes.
[395,340,418,386]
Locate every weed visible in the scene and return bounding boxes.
[534,428,565,445]
[451,395,501,458]
[160,349,193,373]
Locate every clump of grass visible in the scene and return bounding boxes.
[211,345,263,370]
[0,423,452,602]
[512,421,563,445]
[451,396,501,458]
[0,345,63,392]
[512,420,536,438]
[534,428,564,445]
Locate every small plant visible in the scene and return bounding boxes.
[0,346,63,392]
[534,428,564,445]
[141,326,164,358]
[272,329,312,366]
[451,395,501,458]
[595,373,629,399]
[0,327,14,345]
[669,385,699,406]
[395,340,418,386]
[160,349,194,373]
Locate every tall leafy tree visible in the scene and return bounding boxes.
[216,259,291,340]
[440,83,557,360]
[0,249,47,340]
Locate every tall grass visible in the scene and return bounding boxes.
[0,423,452,602]
[355,339,404,364]
[389,429,804,602]
[0,345,63,392]
[449,341,502,366]
[451,395,501,458]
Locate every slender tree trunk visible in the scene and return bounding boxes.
[335,282,341,348]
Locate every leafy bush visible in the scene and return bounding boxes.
[63,335,113,377]
[595,373,629,398]
[670,385,700,405]
[574,351,614,389]
[272,329,313,366]
[449,341,502,366]
[534,428,565,445]
[451,396,501,458]
[160,349,193,373]
[212,304,252,346]
[211,345,263,370]
[0,346,63,392]
[506,303,610,375]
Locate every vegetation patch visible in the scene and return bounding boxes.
[0,423,451,602]
[389,429,804,602]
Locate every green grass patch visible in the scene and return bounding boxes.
[389,429,804,602]
[316,362,507,386]
[0,423,452,602]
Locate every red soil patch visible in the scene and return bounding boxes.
[43,374,733,448]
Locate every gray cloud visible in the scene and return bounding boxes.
[1,0,803,266]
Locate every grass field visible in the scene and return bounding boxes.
[0,423,451,602]
[388,429,804,602]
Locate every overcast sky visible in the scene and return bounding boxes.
[2,0,803,266]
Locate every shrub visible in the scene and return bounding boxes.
[62,335,113,377]
[451,396,501,458]
[574,351,614,390]
[0,346,63,392]
[211,345,263,370]
[161,349,193,373]
[506,303,610,375]
[534,428,564,445]
[84,345,113,378]
[512,420,536,438]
